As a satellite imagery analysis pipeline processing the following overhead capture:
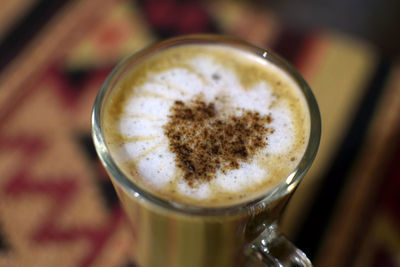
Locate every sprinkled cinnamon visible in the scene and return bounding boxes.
[164,97,273,187]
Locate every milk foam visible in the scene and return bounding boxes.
[105,45,309,206]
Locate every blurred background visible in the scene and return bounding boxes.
[0,0,399,266]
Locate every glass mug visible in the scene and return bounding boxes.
[92,35,321,267]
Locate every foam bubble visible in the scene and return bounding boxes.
[228,81,275,115]
[177,178,211,199]
[213,161,268,192]
[121,136,164,160]
[134,144,176,189]
[150,68,206,98]
[190,56,240,93]
[125,96,171,119]
[119,117,165,137]
[136,81,183,100]
[266,104,295,154]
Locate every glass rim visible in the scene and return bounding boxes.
[91,34,321,216]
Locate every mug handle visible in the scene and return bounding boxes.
[245,223,313,266]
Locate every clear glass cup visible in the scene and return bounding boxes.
[92,34,321,267]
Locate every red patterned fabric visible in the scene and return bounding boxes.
[0,0,399,266]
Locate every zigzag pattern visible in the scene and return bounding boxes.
[142,0,215,38]
[1,134,124,267]
[43,63,112,108]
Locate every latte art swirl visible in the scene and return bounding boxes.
[103,45,310,206]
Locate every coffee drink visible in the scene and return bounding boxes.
[94,37,317,267]
[103,44,310,207]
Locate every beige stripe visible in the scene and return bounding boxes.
[282,33,378,237]
[0,0,39,40]
[315,62,400,267]
[353,213,400,267]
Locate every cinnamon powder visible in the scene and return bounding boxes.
[164,97,273,187]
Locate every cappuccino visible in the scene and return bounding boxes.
[103,44,310,207]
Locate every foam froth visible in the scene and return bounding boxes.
[104,45,310,206]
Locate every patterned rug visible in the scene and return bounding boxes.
[0,0,399,266]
